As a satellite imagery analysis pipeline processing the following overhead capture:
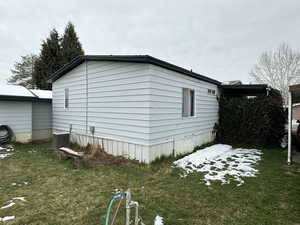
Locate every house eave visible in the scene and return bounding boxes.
[47,55,221,86]
[0,95,52,102]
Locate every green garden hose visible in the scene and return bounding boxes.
[104,194,122,225]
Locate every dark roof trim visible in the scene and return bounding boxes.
[0,95,52,102]
[48,55,221,85]
[221,84,268,90]
[289,84,300,92]
[221,84,269,96]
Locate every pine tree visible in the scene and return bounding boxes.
[33,29,62,90]
[61,22,84,65]
[8,54,37,88]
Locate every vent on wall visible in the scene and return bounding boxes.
[208,89,216,95]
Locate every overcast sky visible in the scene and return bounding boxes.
[0,0,299,84]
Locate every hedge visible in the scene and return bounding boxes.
[216,90,286,148]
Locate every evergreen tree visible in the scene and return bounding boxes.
[33,29,62,90]
[8,54,37,88]
[61,22,84,65]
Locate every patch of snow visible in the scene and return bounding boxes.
[0,216,15,222]
[0,84,35,97]
[30,89,52,99]
[0,146,14,159]
[0,197,26,216]
[0,202,15,209]
[0,153,13,159]
[13,197,26,202]
[154,215,164,225]
[174,144,262,186]
[0,146,14,152]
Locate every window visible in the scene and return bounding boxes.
[182,88,195,117]
[208,89,216,95]
[64,88,69,109]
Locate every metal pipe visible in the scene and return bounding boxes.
[130,201,139,225]
[85,60,88,135]
[125,189,131,225]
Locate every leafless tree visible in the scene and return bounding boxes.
[8,54,37,88]
[250,43,300,105]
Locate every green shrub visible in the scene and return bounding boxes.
[216,89,286,147]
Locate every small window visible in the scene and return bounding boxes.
[64,88,69,109]
[182,88,195,117]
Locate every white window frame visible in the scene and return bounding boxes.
[64,88,69,110]
[182,88,195,118]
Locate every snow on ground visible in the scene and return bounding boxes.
[0,197,26,221]
[0,202,15,209]
[0,197,26,209]
[0,146,14,159]
[154,215,164,225]
[174,144,262,186]
[13,197,26,202]
[11,182,29,186]
[0,153,13,159]
[0,216,15,222]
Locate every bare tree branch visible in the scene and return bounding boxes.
[250,43,300,105]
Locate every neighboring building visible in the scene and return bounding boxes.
[48,55,220,163]
[0,85,52,143]
[293,104,300,120]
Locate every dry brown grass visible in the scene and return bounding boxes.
[82,144,128,166]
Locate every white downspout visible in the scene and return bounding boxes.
[287,91,292,165]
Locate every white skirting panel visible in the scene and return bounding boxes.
[148,132,215,162]
[68,131,215,164]
[70,133,150,163]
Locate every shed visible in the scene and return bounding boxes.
[0,84,52,143]
[48,55,220,163]
[292,104,300,120]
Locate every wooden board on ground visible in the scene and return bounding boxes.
[56,147,85,167]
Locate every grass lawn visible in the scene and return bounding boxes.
[0,142,300,225]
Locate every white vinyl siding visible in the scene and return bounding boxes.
[52,61,151,145]
[52,63,87,135]
[0,101,32,134]
[32,102,52,131]
[52,60,219,161]
[148,64,219,145]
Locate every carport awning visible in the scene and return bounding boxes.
[289,84,300,104]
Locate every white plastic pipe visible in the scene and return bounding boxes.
[288,91,292,165]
